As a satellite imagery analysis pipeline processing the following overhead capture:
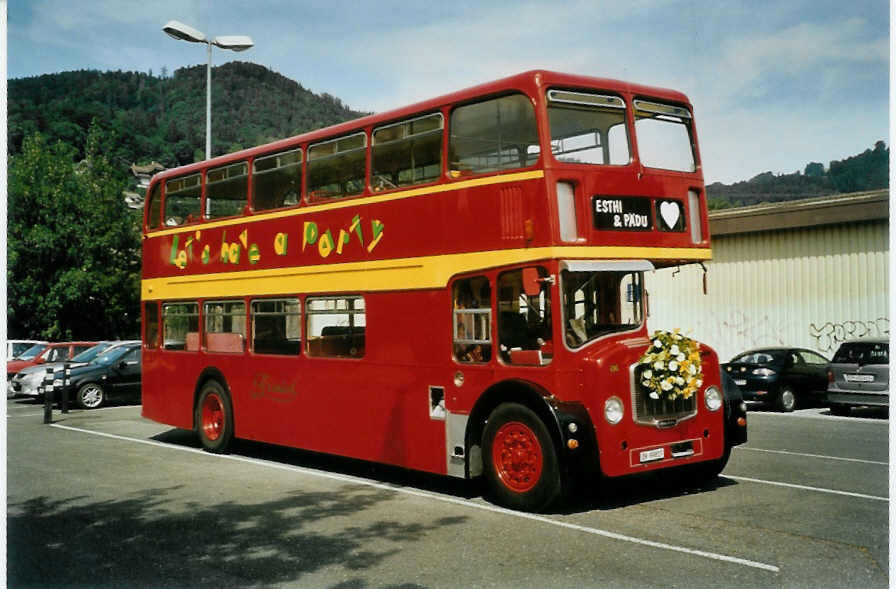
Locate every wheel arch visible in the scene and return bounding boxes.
[464,379,596,480]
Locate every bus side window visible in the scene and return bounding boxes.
[307,133,367,202]
[162,302,200,350]
[449,94,539,176]
[204,300,247,353]
[372,113,443,190]
[206,162,248,219]
[251,298,301,355]
[146,182,162,230]
[144,301,160,348]
[453,277,492,363]
[497,268,552,365]
[252,148,302,211]
[165,174,201,226]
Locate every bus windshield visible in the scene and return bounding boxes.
[547,90,630,165]
[633,99,695,172]
[562,270,644,348]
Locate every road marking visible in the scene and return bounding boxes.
[50,423,780,574]
[725,475,888,502]
[735,446,887,466]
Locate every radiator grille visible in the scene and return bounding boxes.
[631,364,697,426]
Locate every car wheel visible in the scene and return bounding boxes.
[195,380,234,454]
[829,404,850,416]
[482,403,562,512]
[776,386,796,412]
[76,383,105,409]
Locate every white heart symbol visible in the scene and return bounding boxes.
[660,201,680,229]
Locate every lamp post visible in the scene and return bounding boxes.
[163,20,253,160]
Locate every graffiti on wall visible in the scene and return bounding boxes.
[809,318,890,352]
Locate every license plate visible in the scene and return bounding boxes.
[639,448,665,463]
[844,374,874,383]
[734,379,747,386]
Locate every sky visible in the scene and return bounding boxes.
[5,0,891,184]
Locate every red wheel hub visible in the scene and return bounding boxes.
[491,421,543,492]
[201,393,225,441]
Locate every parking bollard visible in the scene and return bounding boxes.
[61,362,70,414]
[42,366,54,424]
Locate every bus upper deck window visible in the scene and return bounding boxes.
[450,94,539,176]
[372,113,443,190]
[633,99,696,172]
[146,182,162,229]
[307,133,367,201]
[252,148,302,211]
[164,174,201,226]
[206,162,248,219]
[547,90,630,166]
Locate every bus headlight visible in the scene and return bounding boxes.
[604,397,624,425]
[704,386,723,412]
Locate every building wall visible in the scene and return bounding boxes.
[646,219,889,362]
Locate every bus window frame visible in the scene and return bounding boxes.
[161,301,201,352]
[448,91,542,180]
[250,146,304,213]
[306,131,369,203]
[545,88,632,168]
[250,296,303,356]
[371,111,445,193]
[205,161,250,221]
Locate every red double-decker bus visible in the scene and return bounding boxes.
[141,70,746,512]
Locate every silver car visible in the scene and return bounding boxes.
[826,339,889,416]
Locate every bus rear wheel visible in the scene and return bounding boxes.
[482,403,561,512]
[195,380,234,454]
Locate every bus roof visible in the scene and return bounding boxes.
[150,70,693,184]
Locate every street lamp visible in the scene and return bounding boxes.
[163,20,253,160]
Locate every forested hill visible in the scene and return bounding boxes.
[8,62,369,168]
[706,140,889,209]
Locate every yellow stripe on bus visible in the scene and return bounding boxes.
[144,170,547,238]
[142,245,712,300]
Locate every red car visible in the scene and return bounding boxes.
[7,342,99,380]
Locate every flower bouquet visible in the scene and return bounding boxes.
[638,329,703,401]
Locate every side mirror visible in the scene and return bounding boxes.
[522,267,542,297]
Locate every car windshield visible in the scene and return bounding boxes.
[731,350,788,365]
[561,270,643,348]
[15,343,47,360]
[71,343,115,363]
[93,345,133,366]
[832,342,889,365]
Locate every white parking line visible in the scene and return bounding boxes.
[735,446,887,466]
[49,423,780,574]
[724,475,888,502]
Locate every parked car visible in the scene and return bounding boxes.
[7,341,135,399]
[7,341,99,381]
[826,339,889,416]
[721,347,829,412]
[58,342,142,409]
[6,339,47,360]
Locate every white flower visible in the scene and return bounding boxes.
[643,369,653,379]
[661,380,673,391]
[677,353,686,362]
[670,344,680,356]
[696,379,703,388]
[642,380,651,388]
[654,360,664,370]
[676,377,685,385]
[649,392,659,399]
[669,361,678,371]
[653,339,662,349]
[689,364,697,375]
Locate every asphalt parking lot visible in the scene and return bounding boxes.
[7,399,889,588]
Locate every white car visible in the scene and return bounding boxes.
[6,339,46,361]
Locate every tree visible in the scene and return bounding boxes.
[8,123,141,340]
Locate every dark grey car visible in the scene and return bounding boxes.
[826,339,889,416]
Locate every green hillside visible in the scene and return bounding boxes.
[8,61,368,168]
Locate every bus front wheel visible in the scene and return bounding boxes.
[195,380,234,454]
[482,402,561,512]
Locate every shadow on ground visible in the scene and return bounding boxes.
[8,480,466,588]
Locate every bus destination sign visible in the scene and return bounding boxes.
[593,196,652,231]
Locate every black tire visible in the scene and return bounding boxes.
[76,382,105,409]
[481,403,561,512]
[776,386,796,412]
[829,404,851,416]
[195,380,234,453]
